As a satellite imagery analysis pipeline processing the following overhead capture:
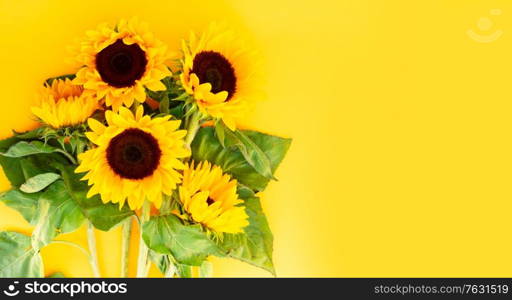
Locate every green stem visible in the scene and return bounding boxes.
[136,201,151,277]
[56,149,77,165]
[164,259,176,278]
[50,240,100,275]
[87,222,101,278]
[31,200,50,251]
[121,217,133,277]
[184,111,201,149]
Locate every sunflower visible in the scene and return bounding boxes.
[180,24,262,130]
[73,18,172,111]
[75,106,190,210]
[31,79,99,128]
[179,161,249,233]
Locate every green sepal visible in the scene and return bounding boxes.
[45,74,76,86]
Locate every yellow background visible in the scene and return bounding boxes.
[1,0,512,277]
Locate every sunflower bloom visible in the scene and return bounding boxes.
[180,24,263,130]
[31,79,99,128]
[73,18,172,111]
[75,106,190,210]
[179,161,249,233]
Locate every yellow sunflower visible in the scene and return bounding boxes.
[179,161,249,233]
[31,79,99,128]
[73,18,172,111]
[75,106,190,210]
[180,24,263,130]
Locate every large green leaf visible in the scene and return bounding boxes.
[191,127,291,191]
[0,153,75,229]
[20,173,60,193]
[218,187,275,275]
[31,181,86,248]
[0,136,21,151]
[0,140,68,188]
[0,189,40,224]
[12,127,47,140]
[1,141,61,158]
[0,155,26,187]
[0,231,43,277]
[221,125,274,180]
[143,214,222,266]
[55,164,133,231]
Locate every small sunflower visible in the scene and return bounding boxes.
[31,79,99,128]
[75,106,190,210]
[73,18,172,111]
[179,161,249,233]
[180,24,263,130]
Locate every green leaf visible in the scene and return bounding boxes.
[32,181,86,248]
[0,136,21,152]
[149,250,171,275]
[205,125,288,184]
[234,130,275,180]
[149,251,195,278]
[218,187,275,275]
[143,214,222,266]
[176,264,193,278]
[12,127,46,140]
[169,103,185,119]
[191,127,292,191]
[159,94,170,114]
[0,151,66,188]
[0,156,26,187]
[20,173,61,193]
[47,272,65,278]
[214,121,226,147]
[1,141,60,158]
[0,231,43,277]
[0,138,29,187]
[55,164,133,231]
[0,190,40,224]
[173,92,190,101]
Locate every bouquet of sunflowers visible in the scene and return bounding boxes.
[0,19,290,278]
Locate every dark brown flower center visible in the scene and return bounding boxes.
[106,128,161,179]
[96,39,147,88]
[192,51,236,100]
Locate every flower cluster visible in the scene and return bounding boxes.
[0,19,290,278]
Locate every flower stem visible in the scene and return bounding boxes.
[87,222,101,278]
[164,260,176,278]
[184,111,201,149]
[120,217,133,277]
[136,201,151,277]
[51,240,100,276]
[56,149,77,165]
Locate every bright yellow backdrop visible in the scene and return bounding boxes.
[1,0,512,277]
